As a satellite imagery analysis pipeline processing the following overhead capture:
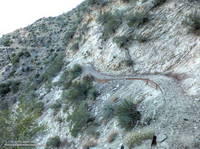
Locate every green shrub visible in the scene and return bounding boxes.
[43,52,65,81]
[67,103,92,137]
[62,79,97,103]
[116,100,141,129]
[98,12,122,40]
[126,12,148,27]
[113,36,130,48]
[184,10,200,33]
[45,136,61,149]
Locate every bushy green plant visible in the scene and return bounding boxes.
[126,11,148,27]
[98,12,122,40]
[45,136,61,149]
[67,103,92,137]
[184,10,200,32]
[116,100,141,129]
[62,79,97,103]
[43,52,65,81]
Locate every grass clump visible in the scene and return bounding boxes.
[116,100,141,129]
[125,128,154,148]
[67,103,93,137]
[126,11,148,27]
[45,136,61,149]
[183,10,200,34]
[97,12,122,40]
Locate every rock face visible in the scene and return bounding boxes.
[0,0,200,149]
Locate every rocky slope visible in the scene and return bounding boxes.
[0,0,200,149]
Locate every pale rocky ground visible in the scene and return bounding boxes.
[0,0,200,149]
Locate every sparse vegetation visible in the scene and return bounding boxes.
[97,12,123,40]
[67,103,93,137]
[45,136,61,149]
[184,10,200,33]
[125,128,154,148]
[116,100,141,129]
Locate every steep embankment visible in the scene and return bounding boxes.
[0,0,200,149]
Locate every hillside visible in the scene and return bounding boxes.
[0,0,200,149]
